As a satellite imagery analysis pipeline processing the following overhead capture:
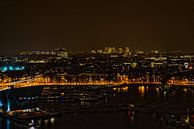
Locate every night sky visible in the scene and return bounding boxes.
[1,0,194,55]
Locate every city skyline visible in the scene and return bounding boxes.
[1,0,194,55]
[2,46,194,57]
[1,1,194,128]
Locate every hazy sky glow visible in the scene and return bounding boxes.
[1,0,194,55]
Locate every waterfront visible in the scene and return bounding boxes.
[0,85,194,129]
[2,0,194,128]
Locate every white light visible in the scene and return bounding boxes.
[51,117,55,124]
[28,126,35,129]
[45,120,48,125]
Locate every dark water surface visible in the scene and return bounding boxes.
[1,85,194,129]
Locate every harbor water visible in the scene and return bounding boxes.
[0,85,194,129]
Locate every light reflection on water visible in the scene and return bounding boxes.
[50,117,55,125]
[183,88,188,93]
[6,119,10,129]
[28,126,35,129]
[156,87,160,95]
[113,86,128,92]
[121,86,128,92]
[146,86,148,91]
[44,119,48,125]
[138,86,145,96]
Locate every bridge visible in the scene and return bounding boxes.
[0,74,194,91]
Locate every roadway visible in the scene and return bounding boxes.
[1,79,194,92]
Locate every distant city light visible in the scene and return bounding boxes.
[7,100,10,112]
[2,66,8,72]
[0,100,3,108]
[15,67,20,70]
[0,66,25,72]
[9,66,14,71]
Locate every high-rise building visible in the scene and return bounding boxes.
[55,48,68,59]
